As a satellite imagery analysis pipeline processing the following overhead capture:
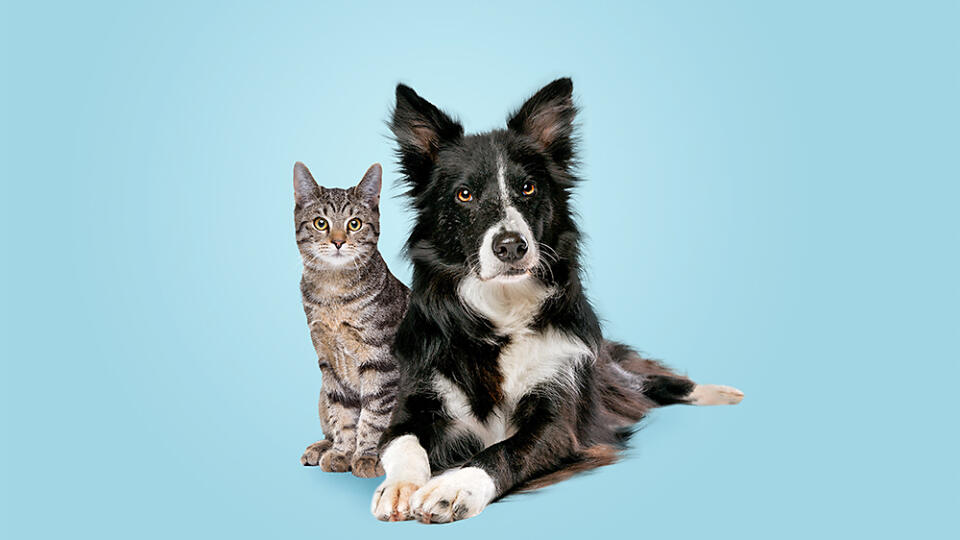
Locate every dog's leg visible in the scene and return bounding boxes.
[370,388,449,521]
[371,434,431,521]
[408,393,569,524]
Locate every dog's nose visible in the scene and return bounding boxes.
[492,231,528,262]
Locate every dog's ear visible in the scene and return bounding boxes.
[293,161,321,205]
[355,163,382,209]
[391,84,463,189]
[507,77,577,166]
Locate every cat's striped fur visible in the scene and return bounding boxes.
[294,162,410,478]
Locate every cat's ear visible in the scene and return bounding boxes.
[391,84,463,189]
[507,77,577,166]
[356,163,382,208]
[293,161,321,205]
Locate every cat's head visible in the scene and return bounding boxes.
[293,162,382,270]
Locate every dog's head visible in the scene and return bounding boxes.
[392,78,581,286]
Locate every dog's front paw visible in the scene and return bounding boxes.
[319,448,351,473]
[300,440,332,466]
[351,453,384,478]
[409,467,496,524]
[371,480,421,521]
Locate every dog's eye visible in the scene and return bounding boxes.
[457,188,473,202]
[521,182,536,196]
[348,218,362,231]
[313,217,328,231]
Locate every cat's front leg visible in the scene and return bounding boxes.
[352,350,400,478]
[302,391,336,466]
[303,371,360,472]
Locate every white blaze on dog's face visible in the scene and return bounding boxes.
[475,156,541,282]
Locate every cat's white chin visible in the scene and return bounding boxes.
[319,254,356,267]
[322,255,354,268]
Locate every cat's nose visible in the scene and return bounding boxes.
[492,231,527,262]
[331,240,345,249]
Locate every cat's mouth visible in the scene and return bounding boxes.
[312,248,356,267]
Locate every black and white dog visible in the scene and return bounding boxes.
[372,78,743,523]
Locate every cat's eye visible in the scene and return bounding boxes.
[456,188,473,202]
[521,182,536,196]
[348,218,362,231]
[313,217,328,231]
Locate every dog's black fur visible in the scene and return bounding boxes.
[375,78,739,521]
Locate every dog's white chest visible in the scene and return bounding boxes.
[434,326,591,448]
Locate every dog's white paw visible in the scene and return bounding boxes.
[372,434,432,521]
[409,467,496,524]
[689,384,744,405]
[371,480,421,521]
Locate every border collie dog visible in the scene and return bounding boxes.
[372,78,743,523]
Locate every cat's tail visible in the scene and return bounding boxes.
[599,340,743,424]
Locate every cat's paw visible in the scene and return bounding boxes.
[409,467,496,524]
[371,480,421,521]
[351,454,384,478]
[319,448,351,473]
[300,440,333,466]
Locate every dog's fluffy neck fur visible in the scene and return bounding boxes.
[457,275,556,336]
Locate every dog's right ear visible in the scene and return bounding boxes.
[507,77,577,167]
[391,84,463,190]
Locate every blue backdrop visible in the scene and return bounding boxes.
[2,1,957,538]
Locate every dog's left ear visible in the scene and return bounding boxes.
[391,84,463,192]
[356,163,382,209]
[507,77,577,166]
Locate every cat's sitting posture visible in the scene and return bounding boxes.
[294,161,409,478]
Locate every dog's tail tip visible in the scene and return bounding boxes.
[688,384,744,406]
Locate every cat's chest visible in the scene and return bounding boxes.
[309,301,357,331]
[306,303,366,360]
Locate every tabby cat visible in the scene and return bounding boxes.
[293,161,410,478]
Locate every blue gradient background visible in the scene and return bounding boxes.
[2,1,957,538]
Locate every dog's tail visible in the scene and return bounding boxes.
[599,340,744,428]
